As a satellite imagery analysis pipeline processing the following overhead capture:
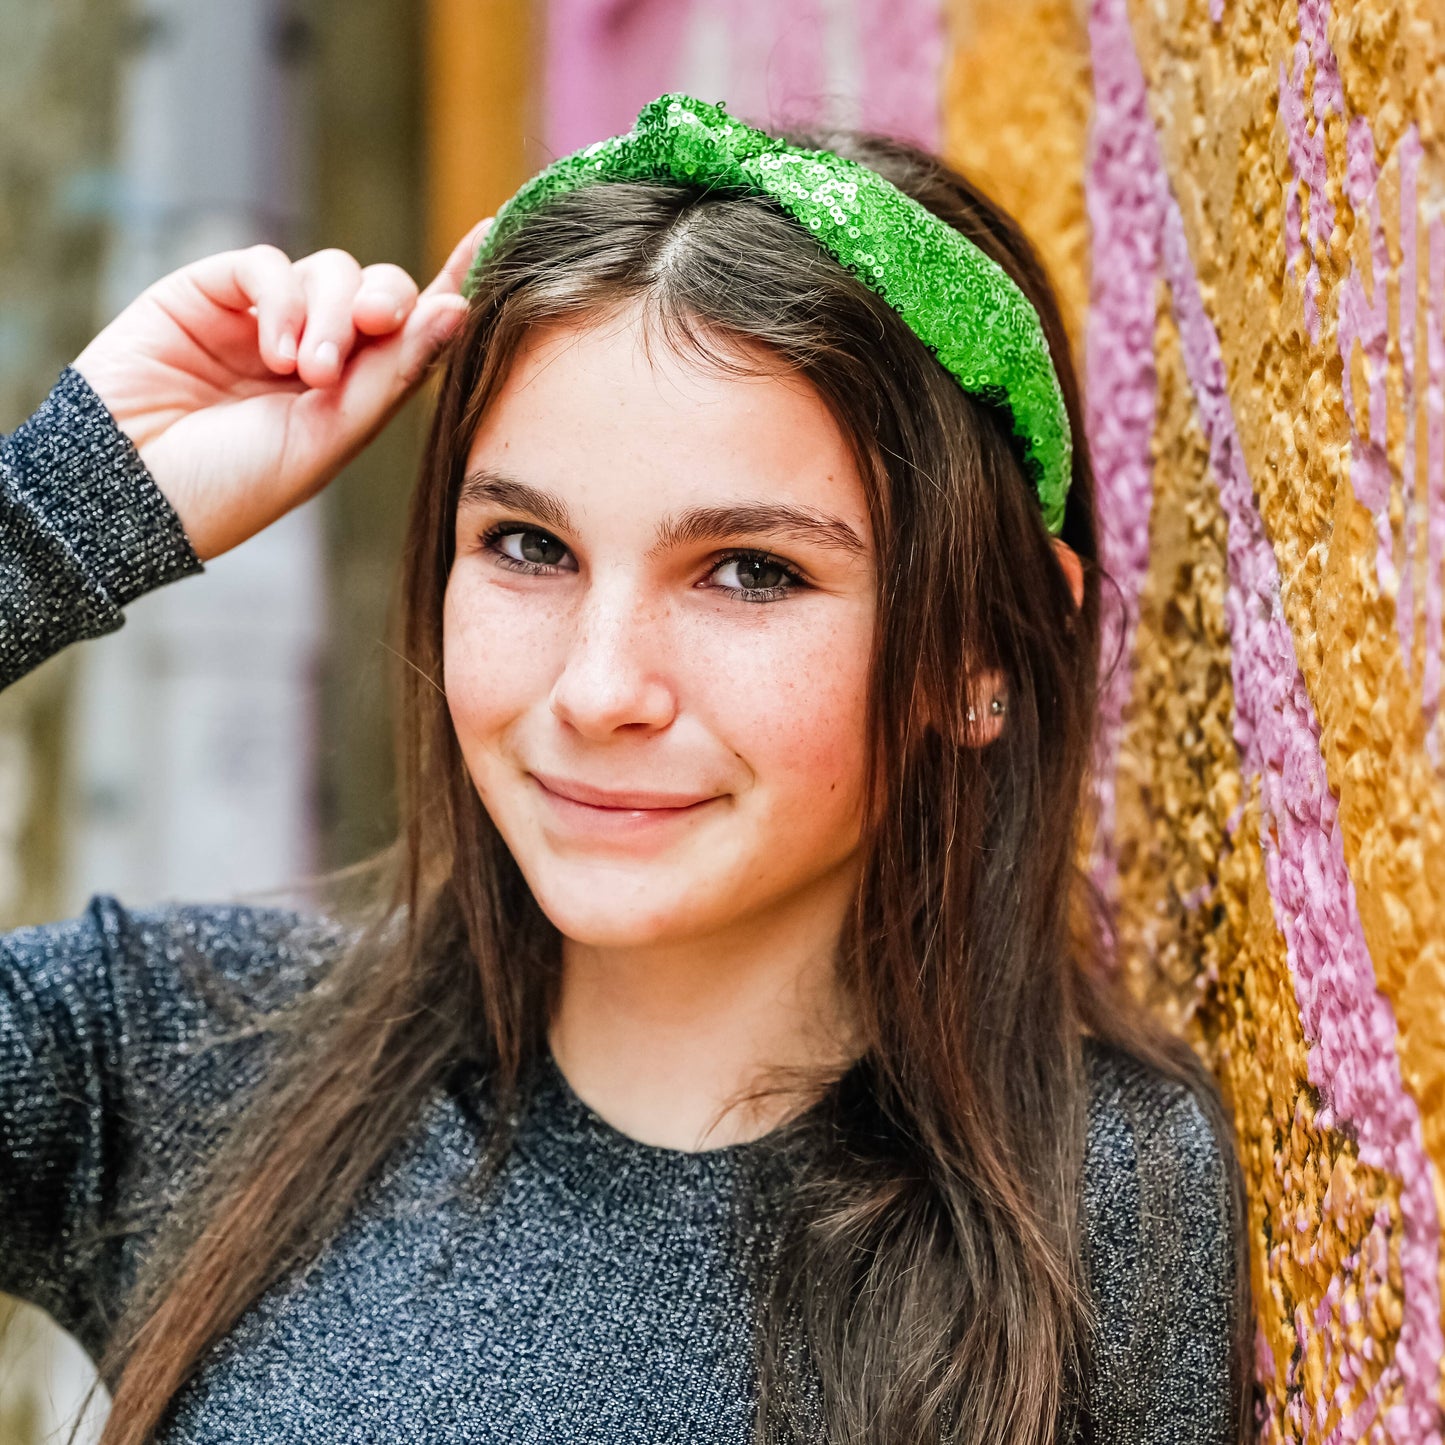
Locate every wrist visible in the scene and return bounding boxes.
[13,367,204,604]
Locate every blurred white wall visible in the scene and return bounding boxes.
[64,0,325,917]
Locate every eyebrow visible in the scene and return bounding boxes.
[458,469,575,536]
[459,467,867,559]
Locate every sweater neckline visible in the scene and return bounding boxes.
[447,1046,817,1208]
[521,1046,780,1192]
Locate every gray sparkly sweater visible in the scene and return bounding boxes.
[0,369,1244,1442]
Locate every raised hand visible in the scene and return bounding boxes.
[72,221,488,561]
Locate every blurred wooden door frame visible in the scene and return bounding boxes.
[425,0,538,272]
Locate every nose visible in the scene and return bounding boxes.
[548,575,678,739]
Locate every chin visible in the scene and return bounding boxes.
[510,851,733,948]
[527,884,712,949]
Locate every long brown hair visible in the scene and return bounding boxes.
[95,131,1252,1443]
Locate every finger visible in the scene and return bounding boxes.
[352,262,420,338]
[294,248,364,387]
[312,291,468,442]
[393,292,471,388]
[422,217,493,299]
[185,244,305,374]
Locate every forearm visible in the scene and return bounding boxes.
[0,366,201,689]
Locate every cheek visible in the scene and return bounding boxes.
[678,605,873,821]
[442,572,562,745]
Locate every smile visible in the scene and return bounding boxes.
[528,771,722,840]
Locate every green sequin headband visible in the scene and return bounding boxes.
[463,94,1073,535]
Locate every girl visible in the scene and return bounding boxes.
[0,97,1252,1443]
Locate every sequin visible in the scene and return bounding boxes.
[464,94,1074,535]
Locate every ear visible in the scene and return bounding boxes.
[1053,538,1085,610]
[961,665,1009,748]
[912,668,1009,748]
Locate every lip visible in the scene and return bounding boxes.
[527,770,723,846]
[529,771,718,811]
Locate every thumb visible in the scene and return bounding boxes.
[423,217,494,300]
[332,290,469,429]
[395,291,471,388]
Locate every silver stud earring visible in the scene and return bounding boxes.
[989,695,1007,717]
[967,706,977,723]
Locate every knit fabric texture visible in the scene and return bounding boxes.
[0,366,202,689]
[0,370,1243,1442]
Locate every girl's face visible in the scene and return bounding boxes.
[443,306,877,949]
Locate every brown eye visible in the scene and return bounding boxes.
[492,528,573,569]
[710,552,803,601]
[732,556,789,590]
[518,531,567,566]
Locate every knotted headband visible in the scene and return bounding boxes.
[464,94,1073,535]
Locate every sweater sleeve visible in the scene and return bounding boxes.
[1081,1047,1247,1444]
[0,895,339,1357]
[0,366,202,690]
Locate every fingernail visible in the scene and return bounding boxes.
[277,331,297,361]
[315,340,339,372]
